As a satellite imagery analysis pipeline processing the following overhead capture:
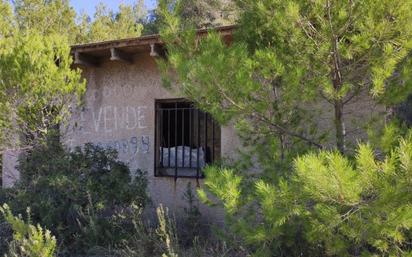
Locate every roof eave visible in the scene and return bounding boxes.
[71,24,236,53]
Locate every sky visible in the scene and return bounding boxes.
[70,0,157,17]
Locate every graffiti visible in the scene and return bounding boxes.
[92,105,147,133]
[95,135,150,155]
[72,105,148,134]
[68,103,151,156]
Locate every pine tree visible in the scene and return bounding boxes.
[0,0,85,149]
[143,0,236,35]
[159,0,412,154]
[78,1,145,43]
[159,0,412,255]
[0,0,13,37]
[177,0,236,28]
[200,133,412,256]
[13,0,78,39]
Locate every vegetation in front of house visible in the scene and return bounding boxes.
[157,0,412,256]
[0,135,148,255]
[200,132,412,256]
[0,204,57,257]
[0,134,241,256]
[4,132,412,256]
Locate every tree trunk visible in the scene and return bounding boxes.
[334,99,345,154]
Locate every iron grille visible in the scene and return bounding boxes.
[154,100,220,178]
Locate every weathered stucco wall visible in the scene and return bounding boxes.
[61,52,237,223]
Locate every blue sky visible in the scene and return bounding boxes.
[70,0,157,17]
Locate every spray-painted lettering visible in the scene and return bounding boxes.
[95,135,150,155]
[80,105,147,133]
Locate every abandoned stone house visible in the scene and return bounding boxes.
[1,25,384,222]
[2,25,237,222]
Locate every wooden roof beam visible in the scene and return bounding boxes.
[74,52,100,67]
[110,48,133,64]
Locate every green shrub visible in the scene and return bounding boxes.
[200,134,412,256]
[0,215,12,255]
[4,136,149,254]
[0,204,56,257]
[118,201,244,257]
[0,188,14,255]
[157,204,179,257]
[181,182,202,247]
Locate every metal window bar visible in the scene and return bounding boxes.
[154,108,158,173]
[160,109,163,167]
[174,103,178,180]
[204,113,208,163]
[189,108,192,168]
[196,109,200,178]
[212,119,215,161]
[168,110,171,168]
[182,108,185,169]
[155,102,218,178]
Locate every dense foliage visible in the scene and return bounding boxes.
[77,1,145,43]
[2,135,148,254]
[143,0,235,34]
[1,204,57,257]
[0,0,85,149]
[200,133,412,256]
[0,134,226,256]
[159,0,412,155]
[159,0,412,256]
[13,0,78,37]
[5,0,146,44]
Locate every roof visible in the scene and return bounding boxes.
[71,25,235,67]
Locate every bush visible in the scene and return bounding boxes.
[0,188,14,254]
[3,136,149,254]
[0,204,56,257]
[200,134,412,256]
[180,182,202,247]
[0,217,12,255]
[118,201,243,257]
